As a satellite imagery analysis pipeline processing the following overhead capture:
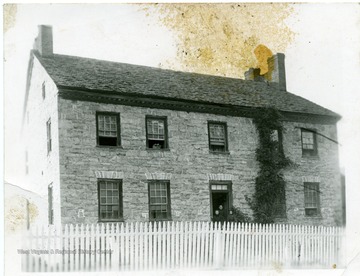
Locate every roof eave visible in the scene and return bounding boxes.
[21,50,36,131]
[57,86,340,125]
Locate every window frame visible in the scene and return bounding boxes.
[145,115,169,150]
[304,182,321,217]
[48,183,54,225]
[46,118,52,154]
[148,180,172,221]
[97,179,123,222]
[208,121,229,153]
[96,112,121,147]
[209,181,233,221]
[301,129,317,157]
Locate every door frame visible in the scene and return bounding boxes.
[209,181,233,221]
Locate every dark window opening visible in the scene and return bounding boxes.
[208,122,228,152]
[98,179,123,221]
[98,136,117,146]
[301,129,317,156]
[148,181,171,220]
[96,112,121,147]
[304,182,320,216]
[146,117,168,149]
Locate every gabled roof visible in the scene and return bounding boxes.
[33,51,340,120]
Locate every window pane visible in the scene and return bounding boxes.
[271,130,279,142]
[304,183,320,215]
[211,184,228,190]
[302,131,314,149]
[149,181,170,220]
[98,114,118,137]
[98,180,121,220]
[209,124,225,145]
[147,119,165,140]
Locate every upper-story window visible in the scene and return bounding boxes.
[271,129,283,153]
[301,129,317,156]
[96,112,121,147]
[146,116,168,149]
[42,82,46,100]
[46,118,52,154]
[208,122,228,152]
[304,182,320,216]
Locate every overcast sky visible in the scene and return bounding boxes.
[3,2,360,265]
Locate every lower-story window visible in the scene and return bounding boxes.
[98,179,123,221]
[273,185,286,218]
[148,180,171,220]
[48,183,54,225]
[304,182,320,216]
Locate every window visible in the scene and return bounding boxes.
[46,119,52,154]
[42,82,46,99]
[48,184,54,225]
[271,129,284,154]
[208,122,228,152]
[273,185,286,217]
[301,129,317,156]
[148,181,171,220]
[304,182,320,216]
[96,112,121,147]
[146,116,168,149]
[98,179,123,221]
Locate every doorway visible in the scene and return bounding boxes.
[210,182,232,222]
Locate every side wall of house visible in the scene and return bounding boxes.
[58,98,342,226]
[22,57,61,226]
[281,121,342,226]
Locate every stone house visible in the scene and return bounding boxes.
[22,25,342,226]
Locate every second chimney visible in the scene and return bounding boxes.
[244,53,287,91]
[33,25,53,57]
[264,53,286,91]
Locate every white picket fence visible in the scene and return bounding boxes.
[21,221,345,272]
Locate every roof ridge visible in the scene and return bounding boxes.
[38,51,257,83]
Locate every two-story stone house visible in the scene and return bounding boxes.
[22,25,342,226]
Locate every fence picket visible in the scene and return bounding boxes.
[22,221,344,272]
[175,221,179,268]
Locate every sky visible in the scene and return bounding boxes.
[3,2,360,264]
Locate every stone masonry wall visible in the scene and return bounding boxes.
[23,56,61,226]
[281,121,342,226]
[58,98,342,226]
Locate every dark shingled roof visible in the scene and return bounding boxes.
[34,51,339,118]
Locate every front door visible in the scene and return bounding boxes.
[210,182,232,222]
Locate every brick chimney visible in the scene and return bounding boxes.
[33,25,53,57]
[244,53,287,91]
